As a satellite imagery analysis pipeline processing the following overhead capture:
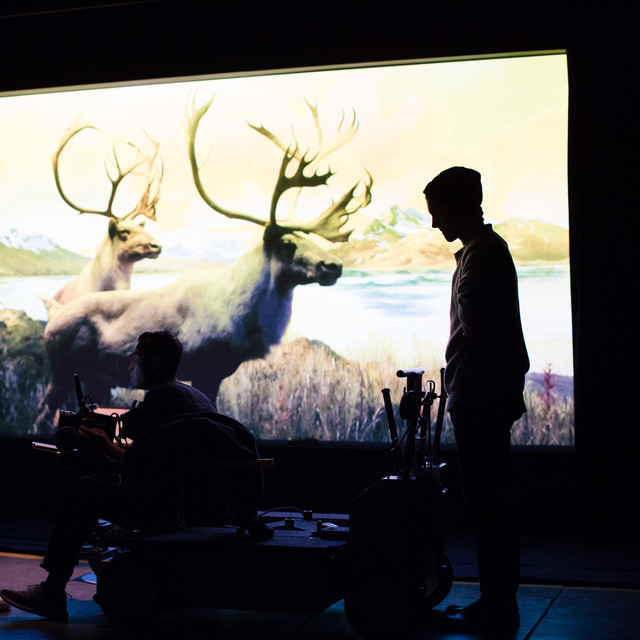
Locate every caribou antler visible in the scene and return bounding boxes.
[268,146,372,242]
[248,99,358,167]
[185,94,371,243]
[52,122,163,222]
[280,171,373,242]
[185,95,267,227]
[249,99,361,222]
[268,147,333,223]
[124,135,163,222]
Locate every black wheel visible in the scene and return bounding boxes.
[423,553,453,609]
[344,576,415,639]
[96,554,165,624]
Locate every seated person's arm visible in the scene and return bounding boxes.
[78,424,126,461]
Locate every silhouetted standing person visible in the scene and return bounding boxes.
[423,167,529,633]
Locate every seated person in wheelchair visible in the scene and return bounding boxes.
[1,330,264,622]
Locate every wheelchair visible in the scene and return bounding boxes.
[42,368,453,639]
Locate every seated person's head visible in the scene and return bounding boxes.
[130,331,183,389]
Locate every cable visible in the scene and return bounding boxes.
[522,586,565,640]
[258,506,304,521]
[288,611,315,639]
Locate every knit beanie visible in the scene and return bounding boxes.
[423,166,483,214]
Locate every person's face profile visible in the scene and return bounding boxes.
[426,196,458,242]
[129,344,149,389]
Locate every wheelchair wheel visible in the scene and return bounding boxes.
[344,575,416,639]
[423,553,453,609]
[96,553,165,624]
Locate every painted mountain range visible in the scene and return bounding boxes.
[0,229,88,277]
[0,207,569,276]
[334,206,569,270]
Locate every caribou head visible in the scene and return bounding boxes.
[51,123,163,303]
[185,95,372,295]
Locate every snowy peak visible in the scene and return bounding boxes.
[0,228,60,253]
[358,206,431,240]
[0,228,88,276]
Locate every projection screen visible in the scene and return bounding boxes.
[0,51,572,445]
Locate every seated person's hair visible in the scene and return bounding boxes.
[136,331,183,381]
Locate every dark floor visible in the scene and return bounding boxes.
[1,515,639,639]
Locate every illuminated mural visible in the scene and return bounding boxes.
[0,53,572,444]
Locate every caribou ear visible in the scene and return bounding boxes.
[263,225,282,252]
[108,219,118,239]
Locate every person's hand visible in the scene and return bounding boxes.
[78,424,125,460]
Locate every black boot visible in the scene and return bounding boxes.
[0,583,69,622]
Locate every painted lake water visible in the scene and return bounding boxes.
[0,264,572,378]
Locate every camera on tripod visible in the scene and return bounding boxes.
[53,374,118,453]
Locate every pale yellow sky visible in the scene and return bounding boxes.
[0,53,568,255]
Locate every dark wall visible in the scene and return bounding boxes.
[1,2,573,91]
[0,1,636,538]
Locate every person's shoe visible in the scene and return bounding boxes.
[0,583,69,622]
[439,595,520,634]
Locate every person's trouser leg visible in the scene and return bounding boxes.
[41,477,169,588]
[450,407,520,598]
